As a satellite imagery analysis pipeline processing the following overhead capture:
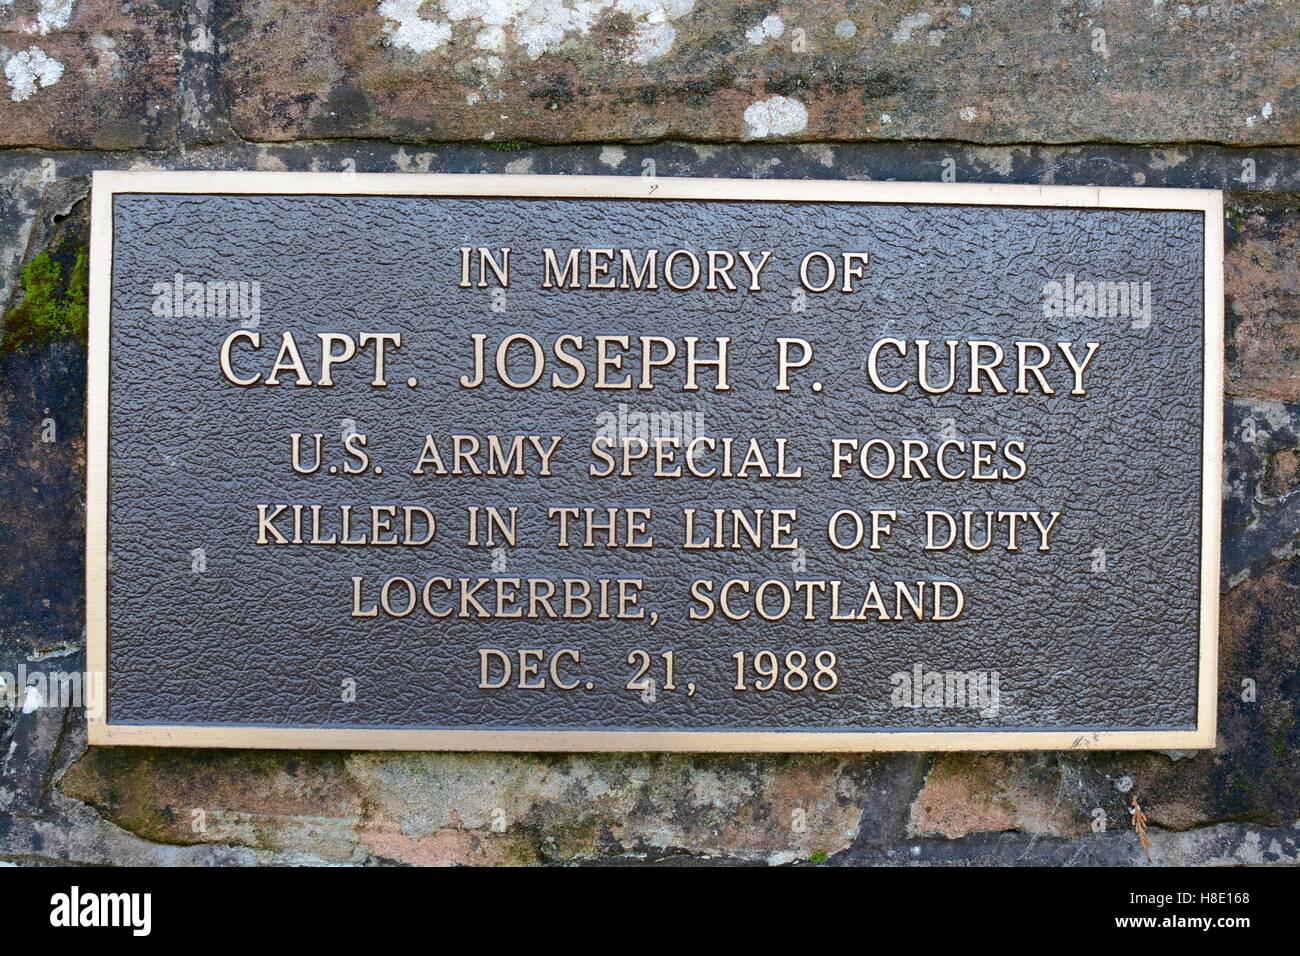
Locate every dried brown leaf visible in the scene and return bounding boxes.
[1130,795,1151,863]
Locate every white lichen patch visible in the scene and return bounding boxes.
[6,0,75,35]
[1242,398,1292,434]
[1148,147,1188,171]
[1245,101,1274,128]
[627,19,677,64]
[393,147,435,172]
[473,53,504,75]
[80,34,122,85]
[379,0,695,64]
[34,0,75,35]
[189,25,215,54]
[797,143,835,168]
[742,95,808,139]
[3,45,65,102]
[892,11,932,44]
[745,14,784,45]
[688,768,754,809]
[598,145,626,167]
[968,146,1020,177]
[475,24,505,51]
[378,0,452,52]
[253,147,288,171]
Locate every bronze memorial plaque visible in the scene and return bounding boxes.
[87,172,1222,751]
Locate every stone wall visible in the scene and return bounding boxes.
[1,0,1297,866]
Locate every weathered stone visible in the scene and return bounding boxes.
[1226,203,1300,404]
[1213,560,1300,816]
[2,143,1299,866]
[0,340,86,659]
[217,0,1298,146]
[0,183,88,665]
[178,0,230,145]
[58,748,368,862]
[1223,398,1300,583]
[58,749,874,864]
[909,754,1088,840]
[0,0,181,149]
[836,820,1300,866]
[0,662,74,815]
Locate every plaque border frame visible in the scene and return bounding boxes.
[86,171,1223,752]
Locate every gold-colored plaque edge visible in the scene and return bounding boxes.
[85,173,1224,751]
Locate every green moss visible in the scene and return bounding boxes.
[65,250,89,343]
[1225,206,1246,234]
[809,849,829,864]
[1274,715,1293,761]
[2,247,90,353]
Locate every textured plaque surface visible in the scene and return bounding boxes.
[87,173,1222,750]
